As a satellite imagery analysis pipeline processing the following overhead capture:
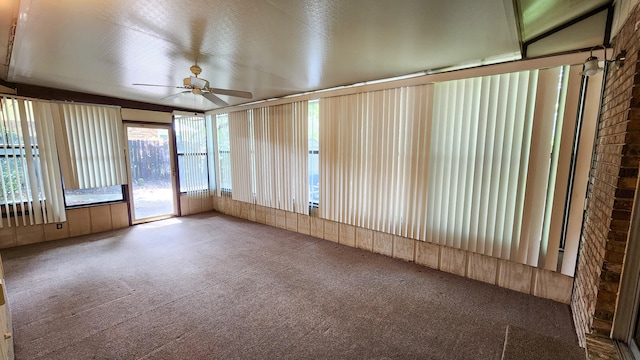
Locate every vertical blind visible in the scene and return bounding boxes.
[32,101,67,224]
[516,66,575,268]
[216,114,232,196]
[0,97,66,227]
[229,110,253,203]
[253,102,308,214]
[174,113,211,198]
[58,104,127,189]
[205,115,218,194]
[426,70,539,262]
[226,102,309,214]
[319,85,432,234]
[318,67,579,268]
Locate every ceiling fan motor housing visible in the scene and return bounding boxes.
[190,64,202,76]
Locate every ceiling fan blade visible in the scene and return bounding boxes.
[162,90,191,100]
[133,83,189,90]
[203,92,229,107]
[208,87,253,99]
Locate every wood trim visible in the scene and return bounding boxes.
[612,174,640,341]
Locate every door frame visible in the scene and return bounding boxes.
[611,174,640,359]
[124,122,178,224]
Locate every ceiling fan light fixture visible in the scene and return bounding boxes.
[184,76,208,89]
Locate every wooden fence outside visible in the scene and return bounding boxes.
[128,139,171,185]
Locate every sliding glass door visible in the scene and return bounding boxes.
[125,124,177,223]
[630,263,640,358]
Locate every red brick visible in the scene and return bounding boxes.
[569,4,640,348]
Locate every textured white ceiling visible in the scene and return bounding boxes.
[0,0,19,79]
[2,0,611,111]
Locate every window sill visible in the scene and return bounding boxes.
[65,199,126,210]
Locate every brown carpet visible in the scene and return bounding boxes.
[501,325,586,360]
[2,212,583,359]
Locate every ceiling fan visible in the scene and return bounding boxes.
[133,64,252,107]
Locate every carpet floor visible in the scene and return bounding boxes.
[2,212,583,359]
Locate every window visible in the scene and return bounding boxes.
[58,103,128,190]
[425,67,575,268]
[0,141,36,203]
[317,69,576,270]
[308,99,319,205]
[175,114,209,193]
[64,186,124,207]
[247,102,308,214]
[57,103,127,208]
[0,97,66,225]
[319,87,432,236]
[216,114,232,192]
[0,100,40,203]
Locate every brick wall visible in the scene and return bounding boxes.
[571,3,640,347]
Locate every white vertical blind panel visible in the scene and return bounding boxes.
[270,104,290,211]
[518,67,563,266]
[254,106,274,208]
[0,98,22,223]
[319,98,333,221]
[426,85,443,245]
[503,71,527,260]
[357,94,369,228]
[17,101,41,226]
[253,108,269,207]
[459,79,481,251]
[494,74,517,258]
[176,117,189,194]
[399,85,433,239]
[179,117,191,195]
[541,65,580,271]
[292,101,309,215]
[320,95,342,223]
[216,114,231,197]
[32,102,66,223]
[508,73,539,262]
[229,110,253,203]
[464,78,483,253]
[206,115,218,193]
[60,104,127,189]
[448,80,463,249]
[415,85,434,240]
